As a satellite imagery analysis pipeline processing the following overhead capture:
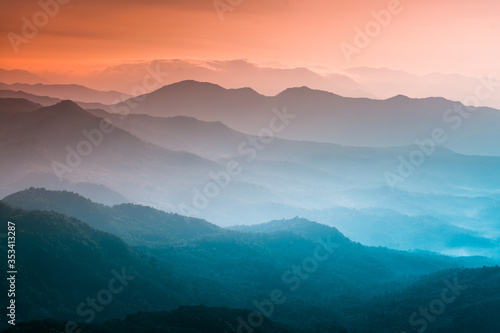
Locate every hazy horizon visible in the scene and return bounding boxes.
[2,0,499,77]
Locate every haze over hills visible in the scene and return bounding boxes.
[2,0,499,330]
[0,82,128,105]
[344,67,500,110]
[0,68,49,85]
[232,214,500,258]
[4,62,499,109]
[2,192,498,331]
[90,105,500,204]
[114,80,500,156]
[3,188,222,246]
[74,59,371,99]
[1,84,499,332]
[2,97,500,258]
[0,100,218,208]
[0,90,111,110]
[0,81,499,331]
[5,98,500,198]
[0,92,60,107]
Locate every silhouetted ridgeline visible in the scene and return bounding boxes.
[1,190,499,332]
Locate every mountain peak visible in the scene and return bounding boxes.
[159,80,226,92]
[280,86,313,93]
[3,188,222,245]
[231,217,349,243]
[387,94,410,101]
[155,80,261,97]
[54,99,82,109]
[277,86,342,99]
[3,187,98,210]
[37,99,90,118]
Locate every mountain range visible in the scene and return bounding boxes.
[1,74,499,332]
[3,61,499,109]
[0,90,111,110]
[2,77,500,156]
[1,90,500,257]
[0,68,49,85]
[111,80,500,156]
[0,82,127,105]
[1,189,499,331]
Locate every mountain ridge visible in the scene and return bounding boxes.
[110,80,500,156]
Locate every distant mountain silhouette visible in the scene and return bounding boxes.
[2,98,500,257]
[80,59,370,98]
[3,187,222,245]
[231,216,348,242]
[0,198,497,329]
[0,100,218,209]
[345,66,500,110]
[114,80,500,156]
[1,66,499,333]
[0,89,110,110]
[306,205,500,258]
[86,110,251,160]
[0,68,49,84]
[0,83,128,104]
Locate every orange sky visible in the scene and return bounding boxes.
[1,0,499,78]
